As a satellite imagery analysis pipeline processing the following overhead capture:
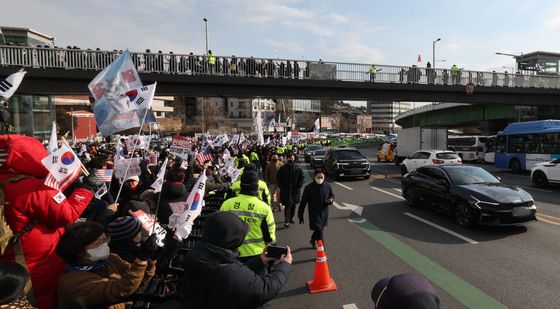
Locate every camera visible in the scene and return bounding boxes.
[266,244,288,259]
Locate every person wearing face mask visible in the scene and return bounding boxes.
[55,221,157,309]
[298,169,334,249]
[276,153,304,227]
[264,154,284,212]
[107,216,143,263]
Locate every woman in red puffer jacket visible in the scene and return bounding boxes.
[0,135,94,309]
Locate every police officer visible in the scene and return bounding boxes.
[226,165,271,206]
[368,64,377,82]
[220,170,276,264]
[207,49,216,74]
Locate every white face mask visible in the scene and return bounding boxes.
[86,242,110,262]
[315,178,324,185]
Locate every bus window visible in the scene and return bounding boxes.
[496,135,506,153]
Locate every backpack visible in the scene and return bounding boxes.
[0,173,33,256]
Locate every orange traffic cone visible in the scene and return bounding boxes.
[307,240,337,294]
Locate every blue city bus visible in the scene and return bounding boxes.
[495,120,560,171]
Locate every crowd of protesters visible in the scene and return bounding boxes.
[0,132,441,309]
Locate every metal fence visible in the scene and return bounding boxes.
[1,45,560,89]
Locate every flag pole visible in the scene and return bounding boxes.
[114,106,151,203]
[151,181,164,235]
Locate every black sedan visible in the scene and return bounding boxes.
[304,144,323,162]
[401,165,537,227]
[310,149,327,168]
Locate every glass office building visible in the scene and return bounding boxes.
[516,51,560,75]
[1,26,56,138]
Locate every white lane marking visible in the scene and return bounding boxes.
[333,201,346,210]
[537,216,560,226]
[343,304,359,309]
[343,202,363,216]
[521,186,554,193]
[335,182,354,191]
[348,218,366,223]
[403,212,479,245]
[371,186,404,200]
[537,213,560,220]
[393,188,402,193]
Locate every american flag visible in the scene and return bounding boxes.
[44,168,81,192]
[196,148,214,166]
[95,168,114,183]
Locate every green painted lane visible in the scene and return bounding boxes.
[352,219,508,309]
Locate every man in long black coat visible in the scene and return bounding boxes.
[298,169,335,249]
[277,153,304,227]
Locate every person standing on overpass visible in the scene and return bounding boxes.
[368,64,377,82]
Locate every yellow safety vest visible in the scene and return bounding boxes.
[208,54,215,65]
[227,180,271,205]
[220,194,276,257]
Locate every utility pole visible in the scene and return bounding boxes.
[203,18,208,54]
[433,38,441,69]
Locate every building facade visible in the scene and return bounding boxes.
[2,26,56,139]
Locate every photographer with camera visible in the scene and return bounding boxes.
[298,169,334,249]
[179,212,291,309]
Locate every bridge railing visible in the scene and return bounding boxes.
[1,45,560,89]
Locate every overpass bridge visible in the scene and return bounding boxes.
[1,46,560,105]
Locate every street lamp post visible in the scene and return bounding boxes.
[432,38,441,68]
[496,52,521,73]
[203,18,208,54]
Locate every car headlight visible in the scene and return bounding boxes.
[468,196,500,209]
[336,162,349,168]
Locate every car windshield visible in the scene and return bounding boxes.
[445,167,500,185]
[336,150,364,160]
[314,150,326,155]
[307,145,322,151]
[436,152,460,160]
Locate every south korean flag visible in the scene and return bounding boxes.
[0,69,27,100]
[42,143,82,191]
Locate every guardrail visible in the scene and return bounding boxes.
[1,45,559,89]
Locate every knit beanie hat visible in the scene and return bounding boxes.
[107,216,142,242]
[240,170,259,193]
[201,212,249,250]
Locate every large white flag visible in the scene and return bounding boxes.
[151,158,168,193]
[48,122,58,155]
[255,110,264,145]
[42,143,81,191]
[168,172,207,240]
[238,132,246,145]
[0,69,26,100]
[313,118,320,134]
[90,50,157,136]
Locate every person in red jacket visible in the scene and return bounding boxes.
[0,135,94,309]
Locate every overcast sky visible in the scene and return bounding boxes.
[4,0,560,73]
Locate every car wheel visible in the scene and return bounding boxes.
[364,174,371,180]
[532,171,549,187]
[455,202,474,227]
[401,165,408,176]
[404,189,417,207]
[509,159,521,173]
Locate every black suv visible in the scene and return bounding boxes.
[324,148,370,179]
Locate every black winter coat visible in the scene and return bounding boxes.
[298,181,334,231]
[276,163,304,206]
[180,241,291,309]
